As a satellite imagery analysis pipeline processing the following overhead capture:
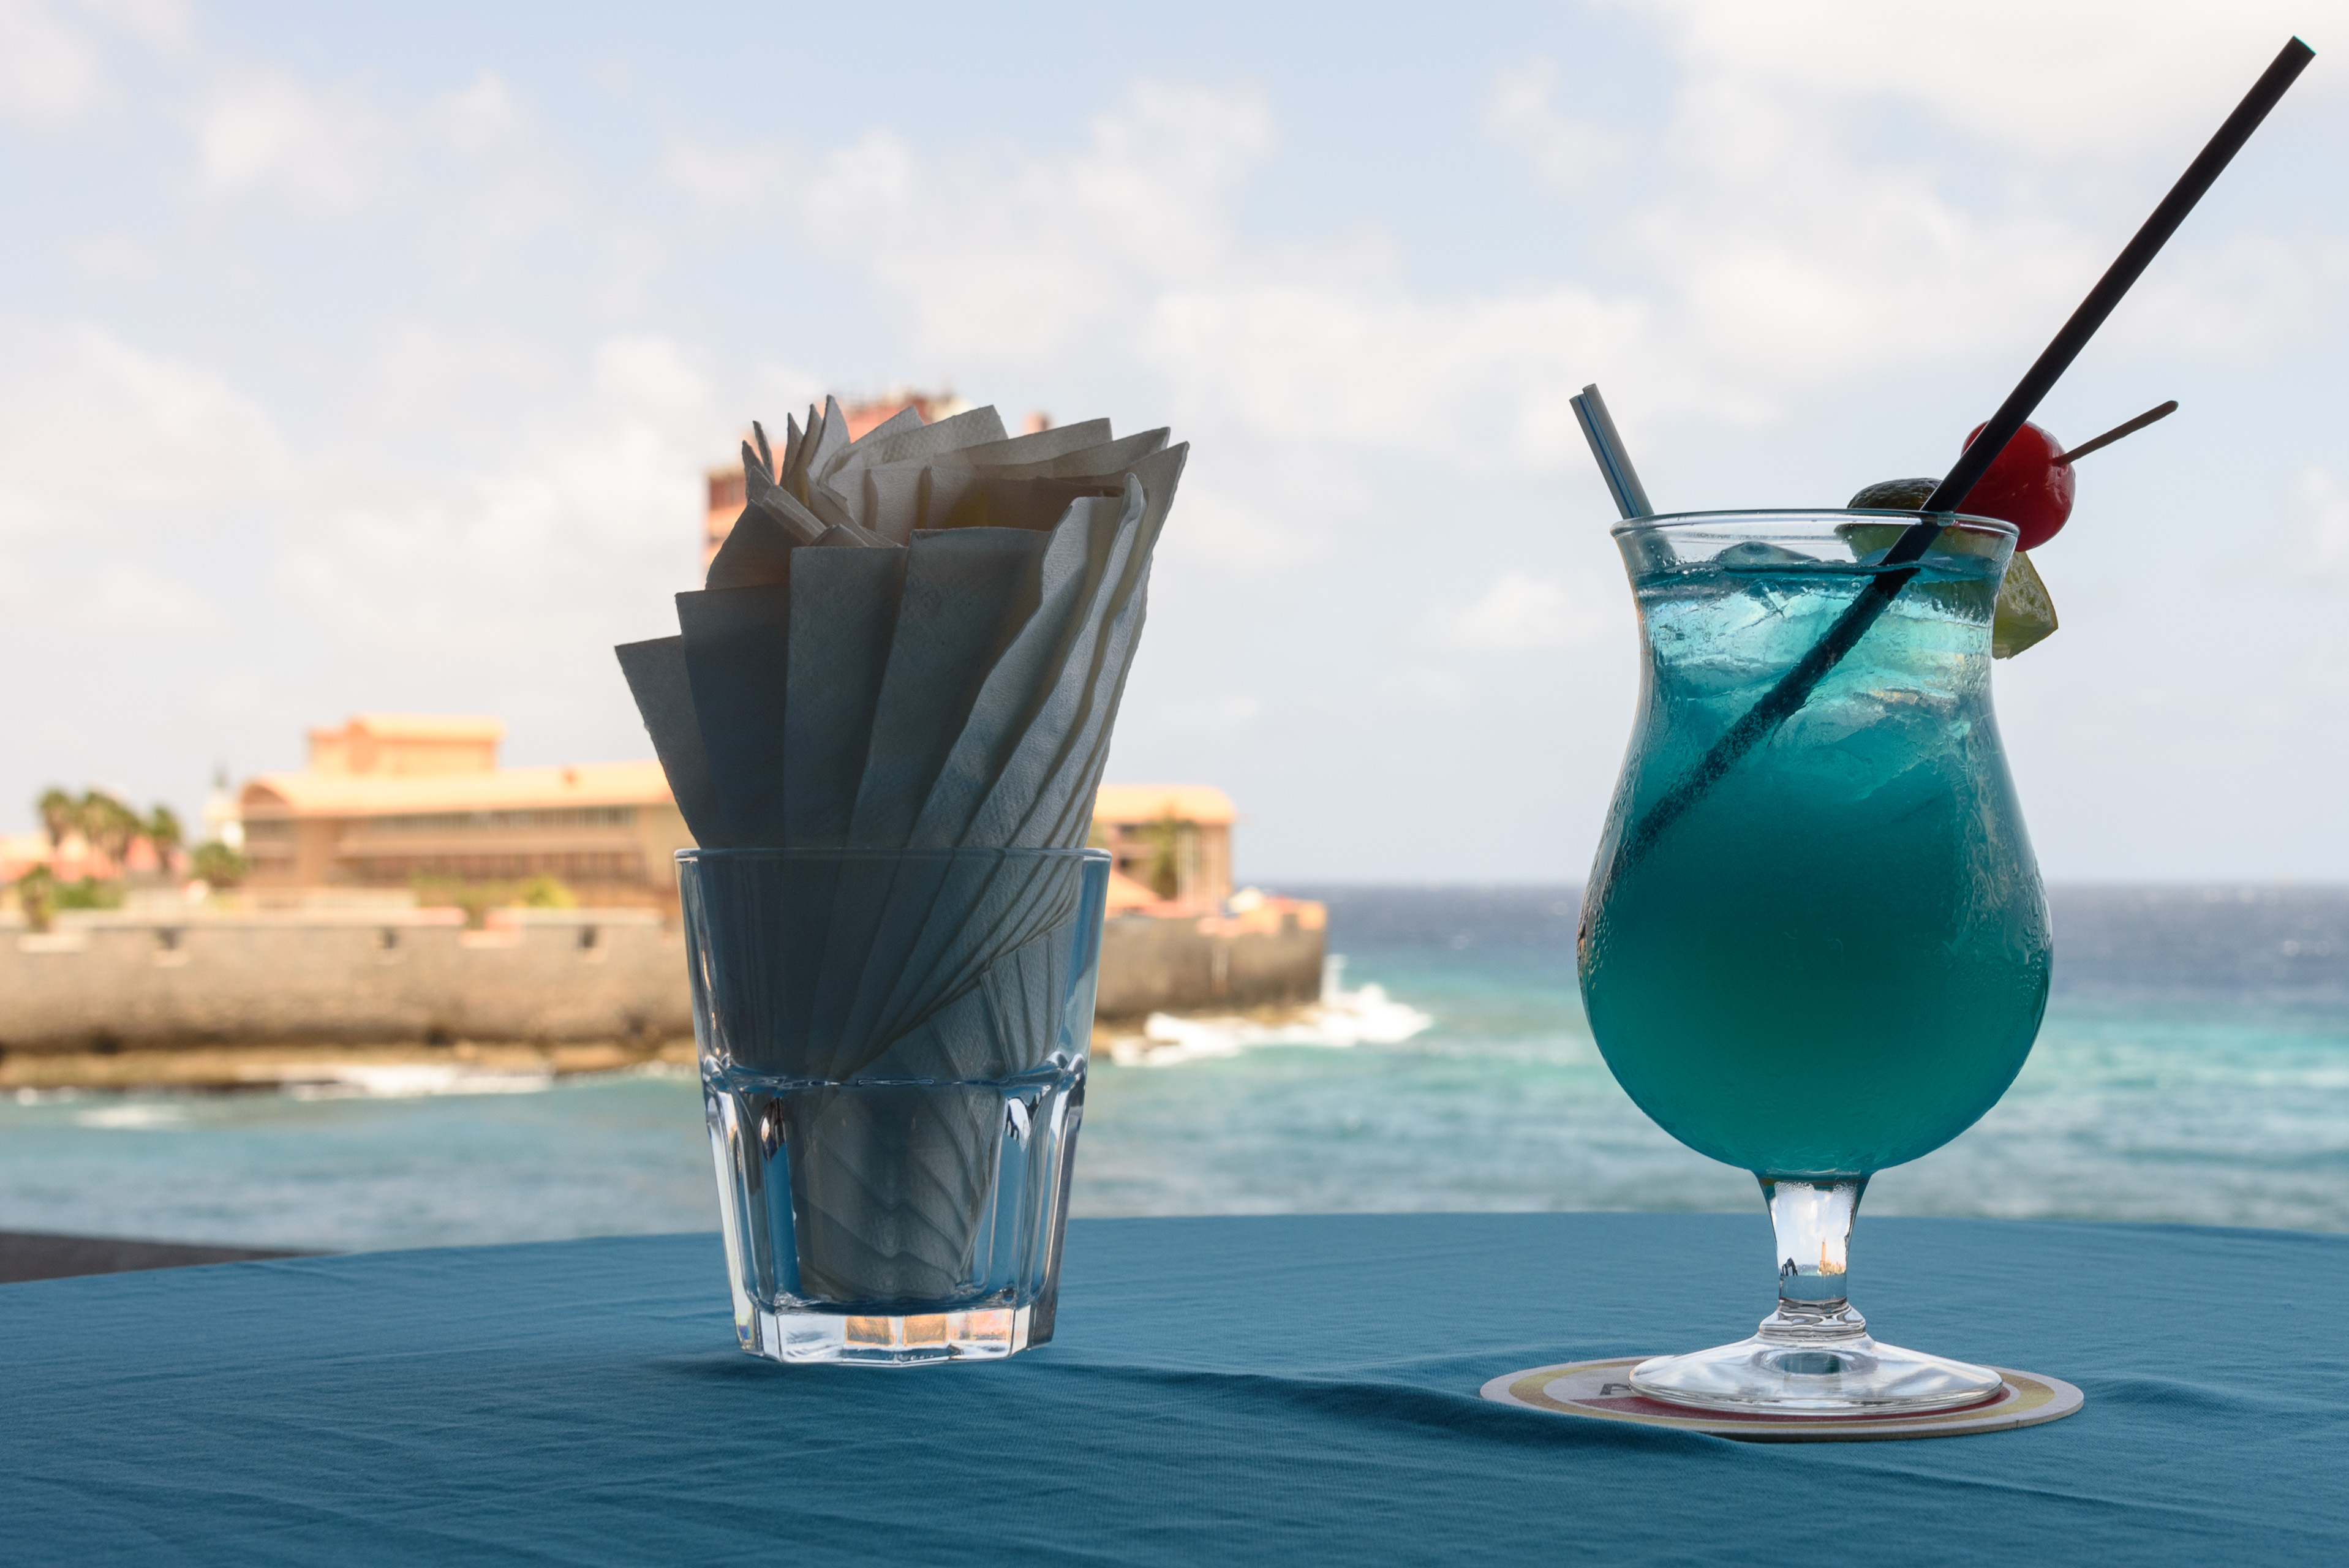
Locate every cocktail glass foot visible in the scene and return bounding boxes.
[1631,1177,2003,1415]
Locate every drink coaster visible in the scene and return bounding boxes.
[1480,1357,2083,1442]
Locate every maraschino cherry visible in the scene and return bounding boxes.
[1849,402,2174,551]
[1958,420,2074,552]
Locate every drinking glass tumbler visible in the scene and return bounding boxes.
[682,846,1110,1365]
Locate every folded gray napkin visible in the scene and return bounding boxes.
[619,398,1185,1304]
[618,397,1184,862]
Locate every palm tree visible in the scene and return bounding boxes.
[78,791,141,868]
[36,788,75,850]
[1139,811,1189,903]
[146,805,185,859]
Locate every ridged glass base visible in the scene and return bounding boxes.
[738,1302,1039,1366]
[1631,1313,2003,1414]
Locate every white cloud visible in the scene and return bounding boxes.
[1141,260,1649,462]
[2288,638,2349,698]
[1603,4,2348,383]
[187,66,395,209]
[592,333,709,415]
[0,322,253,642]
[590,22,2349,627]
[176,62,626,304]
[73,0,191,49]
[755,20,2343,533]
[1631,0,2342,165]
[801,82,1273,368]
[0,320,291,536]
[186,63,546,215]
[2294,465,2349,578]
[268,328,733,673]
[786,78,1657,457]
[1420,570,1621,652]
[2117,236,2349,360]
[660,134,796,211]
[755,80,1662,581]
[1482,56,1629,191]
[1381,666,1471,707]
[1138,694,1267,738]
[88,564,219,634]
[0,0,111,126]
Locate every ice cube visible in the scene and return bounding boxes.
[1715,540,1821,570]
[1716,539,1826,618]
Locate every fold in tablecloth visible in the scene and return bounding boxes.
[2,1214,2343,1566]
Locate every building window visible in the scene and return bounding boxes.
[353,806,638,834]
[342,851,649,884]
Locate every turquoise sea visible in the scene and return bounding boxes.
[2,886,2345,1251]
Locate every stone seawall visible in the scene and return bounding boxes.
[1093,907,1326,1020]
[0,900,1329,1057]
[0,909,691,1052]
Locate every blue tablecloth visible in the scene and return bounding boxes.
[4,1213,2344,1564]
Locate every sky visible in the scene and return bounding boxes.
[2,0,2345,883]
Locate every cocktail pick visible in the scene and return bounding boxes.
[2058,401,2178,464]
[1570,383,1654,519]
[1619,36,2315,870]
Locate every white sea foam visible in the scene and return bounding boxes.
[282,1065,556,1101]
[72,1102,191,1130]
[1106,956,1434,1068]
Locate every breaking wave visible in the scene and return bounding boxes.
[1106,956,1434,1068]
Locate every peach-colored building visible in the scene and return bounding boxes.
[229,715,1267,929]
[238,715,693,908]
[1089,784,1237,915]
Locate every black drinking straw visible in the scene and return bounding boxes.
[1616,36,2316,870]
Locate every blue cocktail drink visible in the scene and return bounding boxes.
[1580,511,2051,1412]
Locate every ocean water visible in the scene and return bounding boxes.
[2,885,2344,1251]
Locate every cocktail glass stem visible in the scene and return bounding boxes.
[1626,1172,2004,1414]
[1757,1175,1869,1355]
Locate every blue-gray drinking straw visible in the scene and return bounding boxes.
[1570,383,1653,520]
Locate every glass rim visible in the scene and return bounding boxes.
[1610,507,2019,543]
[676,845,1111,864]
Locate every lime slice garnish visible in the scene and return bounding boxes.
[1992,549,2057,658]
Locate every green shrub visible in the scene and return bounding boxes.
[516,875,576,909]
[412,875,579,928]
[192,841,249,889]
[54,876,124,911]
[14,865,56,933]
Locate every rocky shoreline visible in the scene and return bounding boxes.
[2,1038,696,1093]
